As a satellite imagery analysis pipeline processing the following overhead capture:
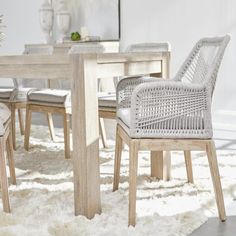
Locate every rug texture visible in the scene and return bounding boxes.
[0,125,236,236]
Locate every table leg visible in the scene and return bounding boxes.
[71,54,101,218]
[151,151,171,181]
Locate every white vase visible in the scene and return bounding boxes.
[56,0,70,43]
[39,0,54,44]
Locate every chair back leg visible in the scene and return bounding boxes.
[10,104,16,150]
[99,118,108,148]
[18,109,25,136]
[46,113,55,141]
[63,113,71,159]
[206,140,226,221]
[6,125,16,185]
[184,150,194,183]
[24,105,32,151]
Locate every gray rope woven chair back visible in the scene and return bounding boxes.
[116,35,230,139]
[175,35,230,96]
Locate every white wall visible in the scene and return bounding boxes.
[0,0,43,55]
[120,0,236,126]
[1,0,236,125]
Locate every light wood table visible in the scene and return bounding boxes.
[0,50,170,219]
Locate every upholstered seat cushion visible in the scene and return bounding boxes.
[98,92,116,108]
[28,89,71,105]
[0,88,15,99]
[117,108,131,127]
[0,103,11,136]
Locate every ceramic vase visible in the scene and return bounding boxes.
[56,0,70,43]
[39,0,54,43]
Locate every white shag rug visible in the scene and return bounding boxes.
[0,125,236,236]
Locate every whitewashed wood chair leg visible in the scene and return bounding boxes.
[113,125,123,191]
[184,150,194,183]
[10,104,16,150]
[0,138,11,213]
[6,126,16,185]
[24,106,32,151]
[63,113,70,159]
[151,151,171,181]
[46,112,55,141]
[18,109,25,136]
[128,140,139,227]
[206,140,226,221]
[99,118,108,148]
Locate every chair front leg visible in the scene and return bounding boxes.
[6,124,16,185]
[113,125,123,191]
[18,109,25,136]
[128,140,139,227]
[206,140,226,221]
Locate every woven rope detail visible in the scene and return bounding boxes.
[117,35,230,139]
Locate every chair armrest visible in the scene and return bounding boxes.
[116,76,172,109]
[130,81,211,131]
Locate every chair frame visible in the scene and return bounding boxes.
[114,124,226,226]
[0,118,16,213]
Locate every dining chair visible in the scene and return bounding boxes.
[24,43,105,159]
[98,42,171,148]
[0,103,16,213]
[113,35,230,226]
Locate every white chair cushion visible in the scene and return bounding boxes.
[28,89,71,104]
[0,88,15,99]
[0,103,11,136]
[117,108,131,127]
[98,92,116,108]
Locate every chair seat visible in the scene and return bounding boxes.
[28,89,71,106]
[98,92,116,108]
[0,88,15,99]
[117,108,205,138]
[0,103,11,136]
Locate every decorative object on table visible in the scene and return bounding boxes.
[80,26,89,40]
[39,0,54,43]
[70,31,81,41]
[56,0,70,43]
[0,15,5,46]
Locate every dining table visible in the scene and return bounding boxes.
[0,45,170,219]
